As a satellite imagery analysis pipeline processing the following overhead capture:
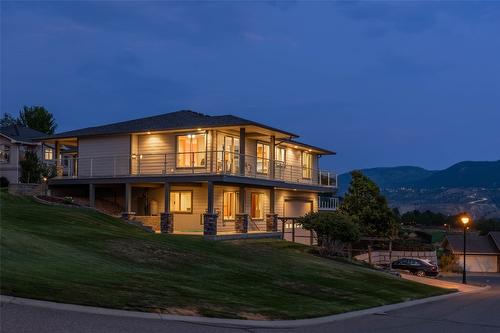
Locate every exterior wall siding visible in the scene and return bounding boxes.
[78,135,131,177]
[275,190,318,217]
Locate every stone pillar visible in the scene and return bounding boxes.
[266,214,278,232]
[121,211,136,220]
[235,213,249,233]
[160,212,174,234]
[203,213,218,236]
[89,183,95,208]
[239,127,246,176]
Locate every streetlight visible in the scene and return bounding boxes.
[460,215,470,284]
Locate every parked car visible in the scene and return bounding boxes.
[391,258,439,277]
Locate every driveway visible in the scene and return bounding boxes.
[2,275,500,333]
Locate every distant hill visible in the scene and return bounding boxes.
[338,160,500,219]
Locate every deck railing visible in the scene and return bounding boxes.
[47,151,337,187]
[318,197,339,210]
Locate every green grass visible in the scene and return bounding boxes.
[0,190,450,319]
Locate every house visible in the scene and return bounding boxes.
[442,232,500,273]
[0,125,51,184]
[40,110,337,238]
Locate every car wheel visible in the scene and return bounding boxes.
[416,270,426,277]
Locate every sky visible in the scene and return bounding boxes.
[1,1,499,173]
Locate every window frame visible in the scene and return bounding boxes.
[250,192,265,220]
[175,133,207,169]
[301,151,313,179]
[170,190,193,214]
[256,142,270,174]
[44,147,54,161]
[0,144,10,164]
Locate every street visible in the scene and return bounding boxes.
[1,275,499,333]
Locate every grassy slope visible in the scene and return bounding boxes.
[0,190,449,319]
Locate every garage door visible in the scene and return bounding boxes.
[284,199,313,217]
[459,255,498,273]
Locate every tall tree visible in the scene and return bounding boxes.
[0,113,19,127]
[340,170,398,238]
[18,106,57,134]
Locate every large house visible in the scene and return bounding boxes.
[40,110,338,238]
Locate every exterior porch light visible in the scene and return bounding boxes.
[197,128,202,131]
[460,214,470,284]
[147,131,151,135]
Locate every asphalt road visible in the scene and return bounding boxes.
[2,275,499,333]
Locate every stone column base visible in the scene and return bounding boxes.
[203,213,218,236]
[235,213,249,233]
[160,212,174,234]
[266,213,278,232]
[121,211,136,220]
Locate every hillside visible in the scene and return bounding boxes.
[0,190,446,319]
[339,160,500,218]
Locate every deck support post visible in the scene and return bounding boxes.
[55,140,62,176]
[160,182,173,233]
[204,181,217,236]
[266,187,277,232]
[89,184,95,208]
[269,135,275,180]
[121,183,135,220]
[239,128,246,176]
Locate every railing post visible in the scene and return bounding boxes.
[138,156,141,175]
[113,156,116,177]
[328,172,331,186]
[281,219,285,240]
[191,152,195,174]
[319,170,322,185]
[90,158,93,177]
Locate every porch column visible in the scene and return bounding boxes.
[269,135,275,179]
[239,127,246,176]
[55,141,62,176]
[235,185,248,233]
[266,187,278,232]
[160,182,173,233]
[203,181,217,236]
[121,183,135,220]
[89,184,95,208]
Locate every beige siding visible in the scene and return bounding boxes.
[171,184,207,232]
[275,190,318,217]
[78,135,131,177]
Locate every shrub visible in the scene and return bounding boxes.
[0,176,9,188]
[19,151,42,183]
[63,196,73,204]
[299,211,360,256]
[439,253,460,272]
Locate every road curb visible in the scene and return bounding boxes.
[0,286,489,328]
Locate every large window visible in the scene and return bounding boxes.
[275,147,286,164]
[256,142,270,174]
[250,192,265,219]
[223,191,238,220]
[170,191,192,213]
[302,152,312,179]
[177,133,206,168]
[44,147,54,160]
[0,144,10,164]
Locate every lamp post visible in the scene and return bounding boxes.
[460,215,470,284]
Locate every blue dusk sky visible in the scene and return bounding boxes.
[1,1,499,173]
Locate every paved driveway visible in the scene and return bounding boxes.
[2,275,500,333]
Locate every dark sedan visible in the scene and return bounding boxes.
[391,258,439,277]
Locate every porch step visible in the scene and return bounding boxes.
[124,219,155,233]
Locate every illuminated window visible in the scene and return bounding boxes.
[302,152,312,179]
[250,193,265,219]
[170,191,192,213]
[0,145,10,164]
[256,142,269,174]
[275,147,286,164]
[176,133,206,168]
[44,147,54,160]
[223,191,238,220]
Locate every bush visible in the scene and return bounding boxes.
[299,211,360,256]
[19,151,42,183]
[0,176,9,188]
[63,196,73,205]
[439,253,460,272]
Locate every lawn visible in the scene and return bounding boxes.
[0,190,450,319]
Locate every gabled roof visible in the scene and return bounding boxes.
[0,125,45,144]
[41,110,299,140]
[444,233,500,255]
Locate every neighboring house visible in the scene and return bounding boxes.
[40,110,338,238]
[0,125,49,184]
[442,232,500,273]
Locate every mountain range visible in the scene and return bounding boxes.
[338,160,500,219]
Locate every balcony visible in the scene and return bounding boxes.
[48,151,337,187]
[318,197,339,211]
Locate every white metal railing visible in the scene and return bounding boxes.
[318,197,339,210]
[46,151,337,187]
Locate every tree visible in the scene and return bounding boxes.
[299,211,360,256]
[340,170,399,238]
[18,106,57,134]
[19,151,43,183]
[0,113,19,127]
